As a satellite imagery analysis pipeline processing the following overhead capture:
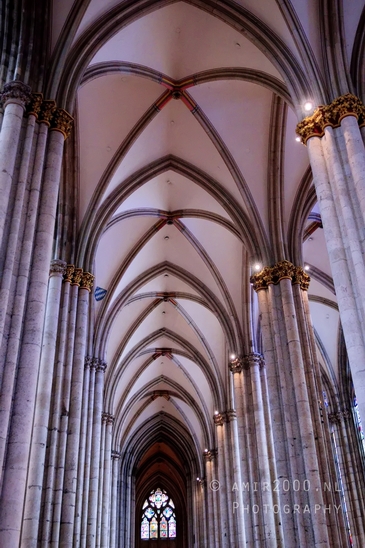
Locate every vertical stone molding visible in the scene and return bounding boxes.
[87,359,107,548]
[110,451,120,548]
[0,114,67,547]
[101,413,114,547]
[22,260,67,547]
[60,284,92,547]
[213,412,230,547]
[0,81,32,255]
[203,449,217,548]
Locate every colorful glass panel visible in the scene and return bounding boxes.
[163,506,173,518]
[141,518,149,539]
[140,487,177,540]
[169,517,176,538]
[160,517,168,537]
[150,517,158,539]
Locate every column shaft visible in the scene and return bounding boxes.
[22,261,66,547]
[60,284,91,547]
[0,129,65,547]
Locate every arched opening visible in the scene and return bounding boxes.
[134,441,189,548]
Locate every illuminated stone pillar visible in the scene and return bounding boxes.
[297,95,365,430]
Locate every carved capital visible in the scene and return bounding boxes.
[50,259,67,276]
[90,357,99,371]
[84,355,93,370]
[96,360,107,373]
[229,357,243,374]
[71,268,83,286]
[249,266,273,291]
[203,449,216,461]
[50,107,74,139]
[112,450,121,460]
[38,100,56,125]
[26,93,43,118]
[80,271,94,292]
[296,94,365,144]
[244,352,263,369]
[213,412,225,426]
[250,261,310,292]
[63,264,75,283]
[0,80,32,108]
[226,409,237,421]
[292,266,310,291]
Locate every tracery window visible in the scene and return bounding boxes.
[140,487,177,540]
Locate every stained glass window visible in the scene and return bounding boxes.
[140,487,177,540]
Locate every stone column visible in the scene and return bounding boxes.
[204,451,216,548]
[110,451,120,548]
[245,353,277,547]
[229,358,253,545]
[74,355,92,546]
[97,413,107,547]
[214,413,229,548]
[0,100,54,479]
[251,263,338,546]
[22,259,67,547]
[296,95,365,427]
[49,272,82,546]
[0,109,73,548]
[40,267,73,546]
[101,415,114,547]
[0,81,31,249]
[0,93,41,366]
[59,271,94,548]
[226,408,245,547]
[81,359,97,548]
[87,360,107,547]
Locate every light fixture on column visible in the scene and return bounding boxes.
[196,477,200,481]
[214,410,219,416]
[230,353,236,361]
[304,265,310,271]
[204,448,208,453]
[295,136,301,142]
[254,263,261,271]
[304,101,313,112]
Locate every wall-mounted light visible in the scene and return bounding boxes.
[304,101,313,112]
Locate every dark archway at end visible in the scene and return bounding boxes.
[135,442,188,548]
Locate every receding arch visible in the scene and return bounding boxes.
[78,155,266,269]
[95,261,239,358]
[50,0,319,110]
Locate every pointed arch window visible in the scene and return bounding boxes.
[140,487,177,540]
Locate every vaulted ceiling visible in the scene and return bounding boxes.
[50,0,364,468]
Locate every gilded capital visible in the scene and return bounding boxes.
[38,100,56,125]
[50,107,74,139]
[229,357,243,374]
[63,264,75,283]
[213,412,225,426]
[292,266,310,291]
[71,267,83,286]
[0,80,32,108]
[80,271,94,292]
[26,93,43,118]
[250,261,310,291]
[296,94,365,144]
[249,266,273,291]
[203,449,215,461]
